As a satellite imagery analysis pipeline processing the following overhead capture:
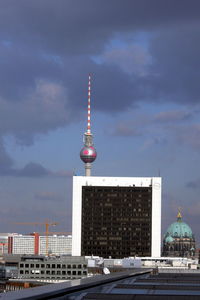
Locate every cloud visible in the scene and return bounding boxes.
[109,122,141,137]
[1,1,199,55]
[154,110,192,123]
[0,1,199,150]
[186,179,200,189]
[0,140,72,177]
[99,44,152,76]
[2,161,72,178]
[0,79,72,145]
[34,191,64,202]
[0,1,198,126]
[0,160,71,178]
[174,124,200,150]
[148,23,200,105]
[16,162,50,177]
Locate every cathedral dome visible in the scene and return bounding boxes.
[163,210,195,257]
[165,235,174,243]
[165,211,193,239]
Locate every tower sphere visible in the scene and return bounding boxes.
[80,146,97,163]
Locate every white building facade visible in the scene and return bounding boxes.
[72,176,161,258]
[9,235,35,255]
[8,234,72,256]
[39,235,72,255]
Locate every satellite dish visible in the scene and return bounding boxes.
[103,267,110,275]
[97,258,104,265]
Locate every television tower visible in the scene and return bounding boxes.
[80,75,97,176]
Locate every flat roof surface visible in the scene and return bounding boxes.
[2,269,200,299]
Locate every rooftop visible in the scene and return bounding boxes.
[3,269,200,299]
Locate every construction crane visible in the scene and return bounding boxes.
[14,221,58,256]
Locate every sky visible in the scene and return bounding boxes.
[0,0,200,244]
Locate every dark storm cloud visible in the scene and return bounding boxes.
[0,43,62,102]
[0,139,14,172]
[0,0,199,144]
[148,24,200,105]
[186,180,200,189]
[1,0,199,55]
[0,160,68,178]
[16,162,50,177]
[0,140,71,177]
[5,161,71,178]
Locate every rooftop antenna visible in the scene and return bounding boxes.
[80,75,97,176]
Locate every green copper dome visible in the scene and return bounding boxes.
[164,210,193,241]
[165,235,174,243]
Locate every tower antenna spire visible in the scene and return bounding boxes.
[80,74,97,176]
[87,74,91,134]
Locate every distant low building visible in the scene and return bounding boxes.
[0,233,18,255]
[39,235,72,256]
[8,234,72,256]
[2,255,87,281]
[163,210,195,257]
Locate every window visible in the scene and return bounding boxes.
[81,185,152,258]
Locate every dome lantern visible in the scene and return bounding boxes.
[177,208,182,222]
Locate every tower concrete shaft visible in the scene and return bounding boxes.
[85,163,91,176]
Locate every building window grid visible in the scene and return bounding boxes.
[19,261,86,279]
[81,186,152,258]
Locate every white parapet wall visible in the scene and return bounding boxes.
[72,176,161,257]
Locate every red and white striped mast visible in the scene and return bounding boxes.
[80,75,97,176]
[87,74,91,135]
